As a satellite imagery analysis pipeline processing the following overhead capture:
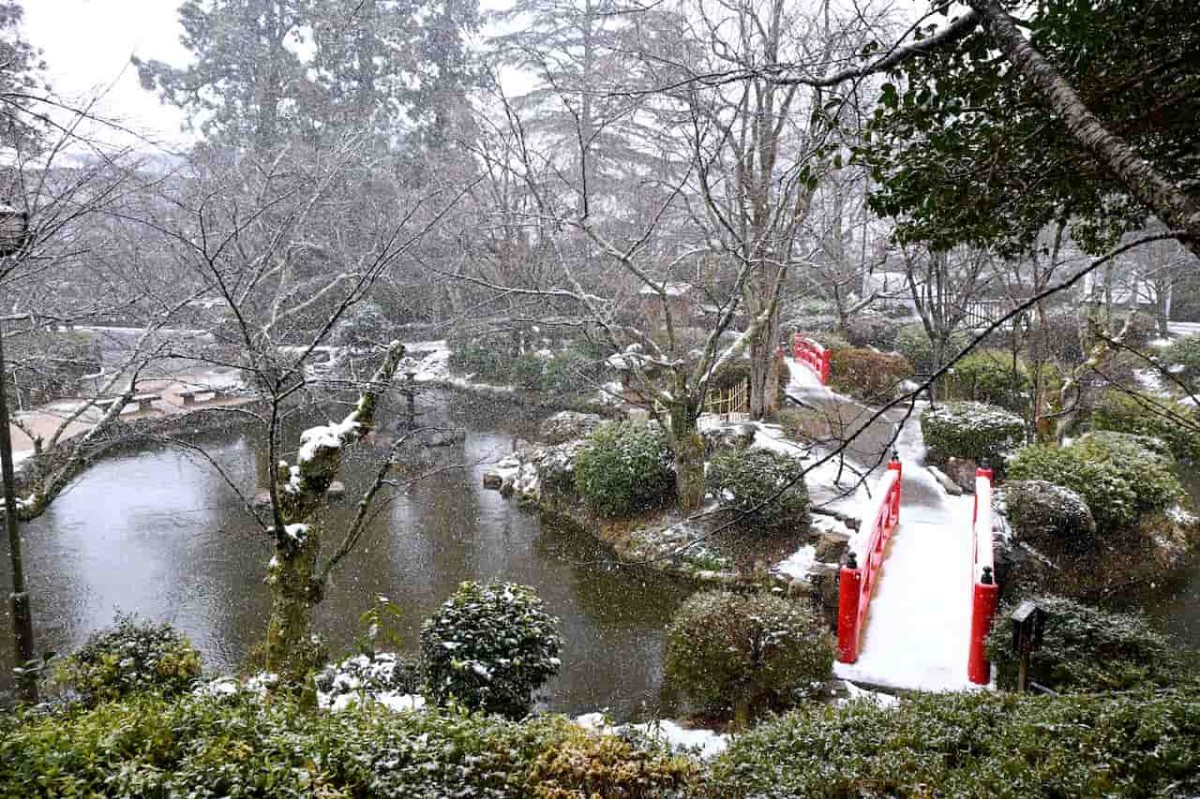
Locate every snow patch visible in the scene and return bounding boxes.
[574,714,729,760]
[774,544,817,581]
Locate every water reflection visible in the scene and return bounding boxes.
[0,392,688,719]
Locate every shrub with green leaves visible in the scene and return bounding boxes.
[920,401,1025,466]
[1008,432,1182,533]
[843,312,899,350]
[52,615,202,706]
[1166,333,1200,390]
[421,582,563,719]
[943,349,1033,413]
[1091,388,1200,463]
[450,342,512,383]
[707,448,810,535]
[829,347,914,403]
[985,596,1183,693]
[711,689,1200,797]
[1002,480,1097,554]
[574,421,674,517]
[665,591,834,720]
[895,324,970,374]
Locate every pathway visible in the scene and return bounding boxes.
[786,359,981,692]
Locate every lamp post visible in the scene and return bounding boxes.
[0,203,35,702]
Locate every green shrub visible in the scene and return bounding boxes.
[313,652,419,707]
[943,349,1032,413]
[985,596,1183,693]
[665,591,834,720]
[574,421,674,517]
[1008,432,1182,533]
[511,352,549,391]
[51,615,202,706]
[0,692,700,799]
[707,448,810,535]
[920,401,1025,466]
[1166,333,1200,389]
[828,347,914,403]
[1091,389,1200,463]
[1003,480,1097,554]
[421,582,562,719]
[710,688,1200,797]
[450,342,512,383]
[895,324,970,374]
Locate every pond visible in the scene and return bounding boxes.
[0,391,692,719]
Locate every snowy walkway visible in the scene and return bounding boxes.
[785,359,980,692]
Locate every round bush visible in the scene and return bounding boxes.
[1002,480,1097,554]
[665,591,834,720]
[1165,333,1200,389]
[707,448,810,535]
[828,347,914,404]
[574,421,674,517]
[421,582,562,719]
[895,324,970,374]
[1009,432,1182,533]
[920,402,1025,466]
[1091,389,1200,464]
[943,350,1034,413]
[313,652,419,707]
[53,615,202,706]
[843,313,899,350]
[985,596,1182,693]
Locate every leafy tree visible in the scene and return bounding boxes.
[858,0,1200,258]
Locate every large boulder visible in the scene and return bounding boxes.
[539,411,602,444]
[701,423,756,456]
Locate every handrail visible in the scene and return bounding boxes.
[793,334,831,385]
[967,467,999,685]
[836,458,902,663]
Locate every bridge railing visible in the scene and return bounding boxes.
[793,334,831,385]
[837,458,902,663]
[967,466,999,685]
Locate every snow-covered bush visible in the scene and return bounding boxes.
[52,615,201,706]
[420,582,562,719]
[1003,480,1096,553]
[1165,333,1200,390]
[449,341,512,383]
[985,596,1183,693]
[665,591,834,720]
[707,448,810,535]
[843,312,899,350]
[920,401,1025,466]
[332,300,392,350]
[574,421,674,517]
[894,324,969,374]
[1091,389,1200,463]
[1008,432,1181,534]
[829,348,913,403]
[313,652,419,708]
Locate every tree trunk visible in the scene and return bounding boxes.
[265,532,323,681]
[748,310,781,419]
[970,0,1200,258]
[671,406,705,511]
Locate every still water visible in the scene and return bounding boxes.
[0,392,691,719]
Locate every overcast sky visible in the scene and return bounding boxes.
[23,0,195,148]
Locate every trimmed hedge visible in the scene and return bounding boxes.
[710,688,1200,798]
[920,402,1025,466]
[665,591,834,720]
[894,324,970,375]
[942,349,1033,413]
[829,347,913,404]
[50,615,202,707]
[706,448,810,535]
[574,421,675,517]
[985,596,1184,693]
[421,582,563,719]
[1007,432,1182,534]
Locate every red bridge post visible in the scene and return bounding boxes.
[967,466,999,685]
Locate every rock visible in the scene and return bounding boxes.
[944,457,979,493]
[539,411,602,444]
[701,423,756,456]
[252,491,272,509]
[927,465,963,496]
[482,471,504,490]
[326,480,346,500]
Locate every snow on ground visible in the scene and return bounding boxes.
[833,413,981,692]
[839,681,901,709]
[784,358,829,399]
[1133,367,1168,395]
[750,422,869,517]
[774,544,816,580]
[575,713,729,759]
